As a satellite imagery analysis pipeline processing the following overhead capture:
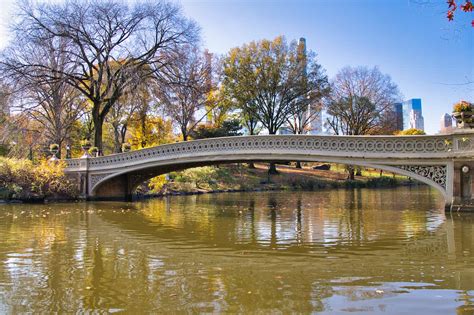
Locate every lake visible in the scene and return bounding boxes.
[0,187,473,313]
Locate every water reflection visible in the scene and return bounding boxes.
[0,187,473,313]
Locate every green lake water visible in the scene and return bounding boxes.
[0,187,473,313]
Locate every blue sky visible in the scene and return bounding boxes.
[0,0,472,134]
[176,0,473,134]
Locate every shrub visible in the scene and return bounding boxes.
[0,157,78,200]
[148,175,167,193]
[397,128,426,135]
[453,100,473,113]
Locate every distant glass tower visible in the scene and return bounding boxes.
[402,98,424,131]
[440,113,453,134]
[393,102,403,131]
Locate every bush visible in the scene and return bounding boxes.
[453,100,473,113]
[397,128,426,135]
[0,157,78,200]
[148,175,167,193]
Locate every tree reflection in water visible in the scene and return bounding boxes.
[0,187,473,313]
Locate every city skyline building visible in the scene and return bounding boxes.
[279,37,323,135]
[393,102,403,131]
[402,98,424,131]
[439,113,453,134]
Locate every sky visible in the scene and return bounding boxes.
[0,0,473,134]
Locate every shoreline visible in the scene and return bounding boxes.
[0,164,422,204]
[138,180,422,199]
[0,179,422,204]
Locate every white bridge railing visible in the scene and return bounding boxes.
[65,133,474,173]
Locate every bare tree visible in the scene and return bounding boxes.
[2,0,198,152]
[3,36,86,158]
[325,66,400,136]
[325,66,400,179]
[156,46,212,141]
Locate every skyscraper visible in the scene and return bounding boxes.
[393,102,403,131]
[278,37,323,135]
[300,37,323,135]
[440,113,453,134]
[402,98,424,131]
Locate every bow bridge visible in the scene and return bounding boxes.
[64,132,474,211]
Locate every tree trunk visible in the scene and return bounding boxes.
[93,115,104,153]
[53,137,62,159]
[295,161,302,169]
[182,127,188,141]
[113,125,121,153]
[268,162,278,175]
[347,165,355,180]
[355,167,362,176]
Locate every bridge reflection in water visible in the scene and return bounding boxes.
[0,188,473,313]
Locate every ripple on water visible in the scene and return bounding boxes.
[0,188,472,313]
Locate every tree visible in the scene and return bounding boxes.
[205,86,234,127]
[447,0,474,27]
[325,66,400,179]
[4,36,86,158]
[191,119,242,139]
[2,0,198,151]
[157,46,212,141]
[325,66,400,136]
[106,92,141,153]
[128,116,175,150]
[222,36,329,173]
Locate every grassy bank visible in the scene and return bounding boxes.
[0,157,78,202]
[142,163,418,197]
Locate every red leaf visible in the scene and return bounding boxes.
[461,0,474,11]
[447,10,455,21]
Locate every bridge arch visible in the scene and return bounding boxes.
[64,134,474,209]
[90,153,449,203]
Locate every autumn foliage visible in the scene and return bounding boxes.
[0,158,78,200]
[447,0,474,26]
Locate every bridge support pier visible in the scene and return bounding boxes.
[450,161,474,212]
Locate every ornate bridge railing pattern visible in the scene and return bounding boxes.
[65,134,472,172]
